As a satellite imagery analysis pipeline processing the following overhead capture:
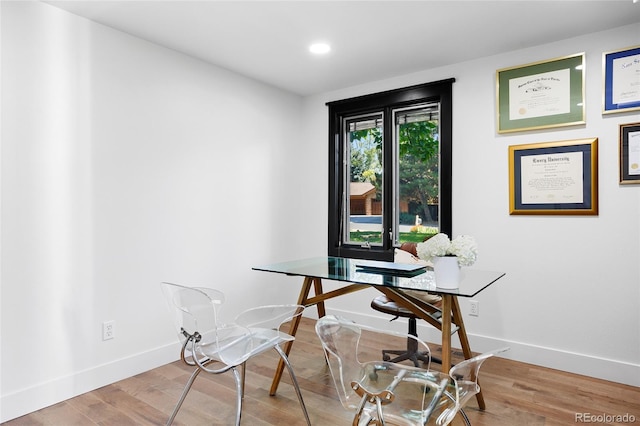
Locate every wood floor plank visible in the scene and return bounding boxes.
[3,317,639,425]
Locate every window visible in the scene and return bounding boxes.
[328,79,454,261]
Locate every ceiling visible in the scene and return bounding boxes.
[46,0,640,96]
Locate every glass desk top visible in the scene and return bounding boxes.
[253,256,505,298]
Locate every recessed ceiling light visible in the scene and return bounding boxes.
[309,43,331,55]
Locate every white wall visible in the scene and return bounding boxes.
[1,1,638,422]
[1,2,305,421]
[302,23,640,387]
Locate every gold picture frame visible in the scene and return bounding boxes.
[509,138,598,215]
[497,53,585,133]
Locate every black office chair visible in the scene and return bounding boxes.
[371,242,459,367]
[371,295,447,367]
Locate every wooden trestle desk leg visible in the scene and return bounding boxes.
[269,276,326,396]
[451,296,486,410]
[438,295,487,410]
[440,295,453,373]
[313,278,326,318]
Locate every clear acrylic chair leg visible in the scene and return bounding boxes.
[240,362,247,399]
[166,368,202,426]
[232,367,243,426]
[274,345,311,426]
[166,349,308,425]
[459,408,471,426]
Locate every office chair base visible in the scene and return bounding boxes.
[382,348,431,367]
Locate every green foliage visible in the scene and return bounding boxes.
[398,121,439,220]
[400,231,437,243]
[399,212,417,225]
[349,119,440,223]
[349,129,382,192]
[409,225,438,234]
[349,231,383,243]
[398,121,439,160]
[349,229,438,244]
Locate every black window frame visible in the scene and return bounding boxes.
[327,79,454,261]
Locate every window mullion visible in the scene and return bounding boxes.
[382,108,394,251]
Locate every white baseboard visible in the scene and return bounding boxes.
[0,343,179,423]
[317,309,640,388]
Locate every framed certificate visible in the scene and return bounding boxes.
[496,53,585,133]
[509,138,598,215]
[603,45,640,114]
[620,122,640,184]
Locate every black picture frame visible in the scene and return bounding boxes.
[620,122,640,184]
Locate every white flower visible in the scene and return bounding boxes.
[416,233,478,267]
[416,233,450,259]
[449,235,478,266]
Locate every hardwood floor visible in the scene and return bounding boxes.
[3,317,639,425]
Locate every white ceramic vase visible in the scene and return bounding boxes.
[432,256,460,289]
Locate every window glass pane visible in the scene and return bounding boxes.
[344,114,383,247]
[394,104,440,245]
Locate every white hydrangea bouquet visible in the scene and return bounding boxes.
[416,233,478,267]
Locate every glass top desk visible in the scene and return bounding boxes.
[253,256,505,409]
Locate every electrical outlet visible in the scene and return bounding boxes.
[103,320,115,340]
[469,300,479,317]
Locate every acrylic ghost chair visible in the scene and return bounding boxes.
[315,315,509,426]
[160,282,311,426]
[316,315,459,425]
[447,346,510,425]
